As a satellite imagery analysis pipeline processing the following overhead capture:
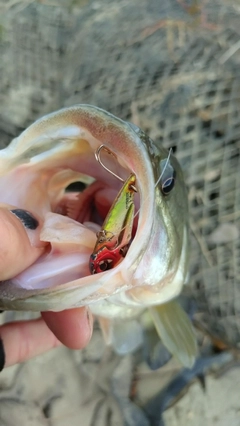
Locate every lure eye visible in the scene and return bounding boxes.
[159,158,176,196]
[98,259,114,272]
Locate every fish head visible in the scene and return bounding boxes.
[0,105,189,315]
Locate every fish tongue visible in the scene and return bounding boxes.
[40,212,96,247]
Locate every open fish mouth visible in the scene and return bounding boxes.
[8,159,139,288]
[0,105,158,312]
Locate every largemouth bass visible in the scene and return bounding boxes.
[0,105,197,367]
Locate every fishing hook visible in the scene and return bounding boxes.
[95,144,137,192]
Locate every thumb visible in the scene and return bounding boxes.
[0,205,48,281]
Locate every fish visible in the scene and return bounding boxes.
[0,105,197,367]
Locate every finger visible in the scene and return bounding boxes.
[0,317,62,369]
[0,205,48,280]
[42,307,93,349]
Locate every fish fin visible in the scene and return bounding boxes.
[149,300,197,368]
[98,316,143,355]
[98,316,112,345]
[111,319,143,355]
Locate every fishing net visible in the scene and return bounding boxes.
[0,1,240,425]
[0,0,239,347]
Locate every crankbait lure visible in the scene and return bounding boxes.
[89,145,137,274]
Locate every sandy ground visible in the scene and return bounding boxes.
[164,368,240,426]
[0,320,239,426]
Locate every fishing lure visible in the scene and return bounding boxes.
[89,145,137,274]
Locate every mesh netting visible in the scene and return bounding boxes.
[0,0,240,346]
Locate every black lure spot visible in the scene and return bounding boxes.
[10,209,39,230]
[89,263,95,274]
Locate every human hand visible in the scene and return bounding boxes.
[0,206,93,370]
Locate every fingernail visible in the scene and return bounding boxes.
[10,209,39,230]
[0,337,5,371]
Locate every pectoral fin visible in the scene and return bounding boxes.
[149,300,197,368]
[98,316,144,355]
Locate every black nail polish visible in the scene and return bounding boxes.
[0,337,5,371]
[10,209,39,230]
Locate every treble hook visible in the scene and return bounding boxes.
[95,144,137,192]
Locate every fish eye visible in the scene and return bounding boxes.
[159,158,176,195]
[162,176,175,194]
[99,259,113,271]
